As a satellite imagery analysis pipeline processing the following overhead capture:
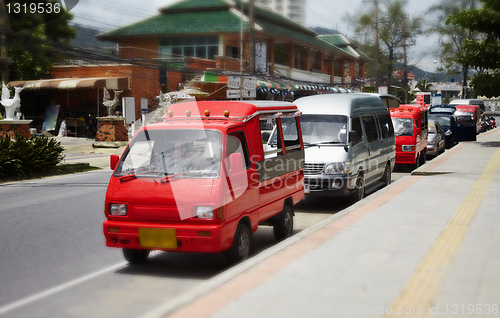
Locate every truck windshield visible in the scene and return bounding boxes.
[455,111,475,127]
[114,129,222,179]
[299,114,348,145]
[392,118,414,136]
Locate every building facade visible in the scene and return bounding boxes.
[255,0,306,26]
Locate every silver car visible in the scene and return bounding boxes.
[427,120,446,158]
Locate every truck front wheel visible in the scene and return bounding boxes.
[122,248,150,264]
[273,205,294,240]
[225,224,252,264]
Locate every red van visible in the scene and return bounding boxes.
[454,104,481,139]
[103,101,304,264]
[390,104,428,168]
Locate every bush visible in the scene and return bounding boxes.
[0,135,65,179]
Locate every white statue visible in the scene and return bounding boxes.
[1,84,24,120]
[103,88,123,116]
[158,91,170,108]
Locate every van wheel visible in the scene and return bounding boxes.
[273,205,294,241]
[420,153,426,165]
[382,164,391,187]
[122,248,150,264]
[413,156,420,170]
[225,224,252,264]
[353,176,365,201]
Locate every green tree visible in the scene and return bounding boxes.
[427,0,480,98]
[6,0,76,80]
[446,0,500,98]
[351,0,422,89]
[415,78,433,92]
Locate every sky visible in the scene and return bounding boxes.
[70,0,442,72]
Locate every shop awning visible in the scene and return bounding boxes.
[9,77,130,90]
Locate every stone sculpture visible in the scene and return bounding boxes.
[103,88,123,116]
[1,84,24,120]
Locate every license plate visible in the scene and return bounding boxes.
[138,228,177,249]
[304,184,310,193]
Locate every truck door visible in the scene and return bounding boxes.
[224,130,259,226]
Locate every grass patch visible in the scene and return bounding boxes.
[0,163,102,184]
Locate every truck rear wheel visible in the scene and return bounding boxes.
[122,248,150,264]
[273,205,294,240]
[225,224,252,264]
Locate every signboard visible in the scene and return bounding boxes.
[122,97,135,124]
[378,86,388,94]
[416,92,431,108]
[432,93,442,106]
[243,89,256,98]
[141,98,148,115]
[227,76,241,89]
[227,89,241,99]
[255,42,267,73]
[243,77,257,90]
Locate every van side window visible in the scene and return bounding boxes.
[351,117,363,144]
[227,132,251,170]
[281,117,301,153]
[362,115,379,142]
[377,113,395,138]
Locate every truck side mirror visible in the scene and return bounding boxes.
[262,131,270,143]
[229,152,244,175]
[110,154,120,170]
[348,131,358,144]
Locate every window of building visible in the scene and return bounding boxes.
[160,36,219,60]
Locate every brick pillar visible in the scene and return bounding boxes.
[328,54,335,84]
[300,47,310,71]
[267,38,275,76]
[349,60,356,82]
[314,51,324,72]
[285,42,294,69]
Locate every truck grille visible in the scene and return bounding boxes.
[304,163,324,175]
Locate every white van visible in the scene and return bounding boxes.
[266,94,396,200]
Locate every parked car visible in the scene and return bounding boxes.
[289,94,396,201]
[427,121,446,158]
[103,100,305,264]
[390,104,428,169]
[429,105,458,148]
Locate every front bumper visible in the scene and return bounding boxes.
[103,220,229,253]
[304,175,355,197]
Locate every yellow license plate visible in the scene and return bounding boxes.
[138,228,178,249]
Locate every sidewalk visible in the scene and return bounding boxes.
[148,128,500,318]
[56,137,126,170]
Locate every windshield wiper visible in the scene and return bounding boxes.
[304,141,343,148]
[118,170,161,182]
[159,170,216,182]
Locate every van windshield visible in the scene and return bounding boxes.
[114,129,222,179]
[392,118,414,136]
[455,111,475,127]
[300,114,348,145]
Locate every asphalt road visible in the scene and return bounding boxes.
[0,168,406,317]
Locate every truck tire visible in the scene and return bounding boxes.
[225,223,252,264]
[273,205,294,241]
[122,248,150,264]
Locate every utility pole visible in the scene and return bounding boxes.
[0,0,10,83]
[363,0,380,91]
[248,0,255,75]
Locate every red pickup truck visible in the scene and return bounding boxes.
[103,100,304,264]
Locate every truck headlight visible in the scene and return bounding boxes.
[402,145,415,152]
[325,162,351,175]
[445,130,452,136]
[110,203,127,216]
[195,206,214,219]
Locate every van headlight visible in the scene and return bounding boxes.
[110,203,127,216]
[402,145,415,152]
[324,162,351,175]
[195,206,214,219]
